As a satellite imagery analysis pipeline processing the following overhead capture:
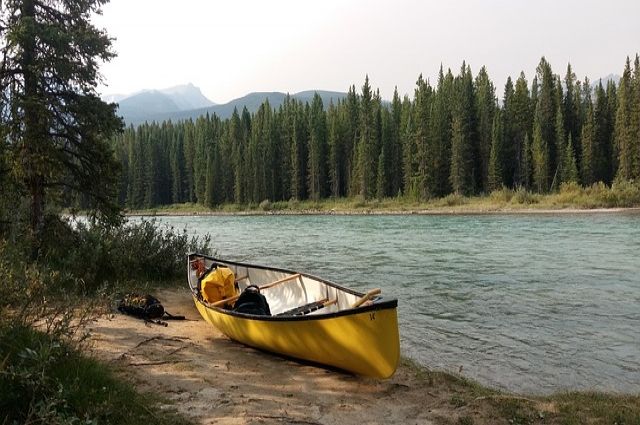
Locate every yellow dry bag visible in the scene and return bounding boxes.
[200,267,237,304]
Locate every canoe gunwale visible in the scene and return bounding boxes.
[187,252,399,322]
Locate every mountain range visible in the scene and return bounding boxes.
[105,74,620,127]
[103,84,348,126]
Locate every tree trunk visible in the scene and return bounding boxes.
[21,0,45,258]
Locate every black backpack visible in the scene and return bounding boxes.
[116,293,185,325]
[233,285,271,316]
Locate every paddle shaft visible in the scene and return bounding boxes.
[210,273,302,307]
[351,288,382,308]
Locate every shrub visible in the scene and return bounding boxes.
[489,187,514,203]
[440,193,468,207]
[0,321,190,425]
[39,217,211,294]
[511,187,539,205]
[259,199,272,211]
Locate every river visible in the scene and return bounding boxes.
[150,212,640,394]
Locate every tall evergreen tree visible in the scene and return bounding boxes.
[581,91,597,185]
[534,57,557,188]
[449,63,476,194]
[307,93,328,200]
[501,77,516,187]
[412,74,432,198]
[354,76,375,199]
[561,134,580,185]
[614,58,634,181]
[553,104,566,190]
[488,110,505,191]
[474,66,496,192]
[532,118,549,193]
[0,0,122,250]
[511,73,532,187]
[520,132,532,189]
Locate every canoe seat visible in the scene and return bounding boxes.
[276,298,333,316]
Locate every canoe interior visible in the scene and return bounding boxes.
[188,254,371,316]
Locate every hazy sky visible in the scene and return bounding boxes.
[95,0,640,104]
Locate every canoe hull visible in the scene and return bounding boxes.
[193,295,400,378]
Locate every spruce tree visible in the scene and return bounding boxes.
[614,58,634,181]
[355,76,375,199]
[474,66,496,192]
[520,133,532,189]
[308,93,327,200]
[534,58,557,186]
[413,74,432,198]
[449,63,475,195]
[512,73,532,187]
[0,0,122,250]
[581,97,597,185]
[488,110,505,192]
[561,134,579,185]
[501,77,516,187]
[532,118,549,193]
[553,105,566,190]
[632,55,640,179]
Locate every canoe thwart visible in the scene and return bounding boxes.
[210,273,302,308]
[351,288,382,308]
[276,297,337,316]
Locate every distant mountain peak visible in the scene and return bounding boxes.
[112,89,349,126]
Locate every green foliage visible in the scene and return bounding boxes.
[532,119,549,193]
[0,0,124,248]
[561,135,580,185]
[38,218,211,294]
[108,54,640,209]
[0,321,190,425]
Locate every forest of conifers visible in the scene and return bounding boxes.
[111,55,640,209]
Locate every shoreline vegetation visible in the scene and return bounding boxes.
[125,182,640,217]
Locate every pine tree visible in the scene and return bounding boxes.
[389,88,404,196]
[593,82,611,183]
[307,93,328,200]
[520,133,532,189]
[0,0,122,249]
[450,116,470,194]
[449,63,475,195]
[376,147,387,199]
[290,101,308,200]
[354,76,375,199]
[413,74,432,198]
[534,58,557,186]
[632,54,640,179]
[474,66,496,192]
[532,118,549,193]
[428,66,454,197]
[327,103,343,198]
[501,77,516,187]
[564,64,579,144]
[553,105,566,190]
[614,58,634,181]
[561,134,579,185]
[581,97,597,185]
[511,73,532,187]
[488,110,505,192]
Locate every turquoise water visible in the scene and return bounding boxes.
[152,213,640,394]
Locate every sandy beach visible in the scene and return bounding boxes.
[87,288,514,425]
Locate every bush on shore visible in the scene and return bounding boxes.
[0,217,208,425]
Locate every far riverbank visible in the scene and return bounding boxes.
[125,183,640,217]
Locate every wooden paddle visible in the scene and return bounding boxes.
[210,273,302,308]
[351,288,381,308]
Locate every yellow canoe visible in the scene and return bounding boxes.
[187,254,400,378]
